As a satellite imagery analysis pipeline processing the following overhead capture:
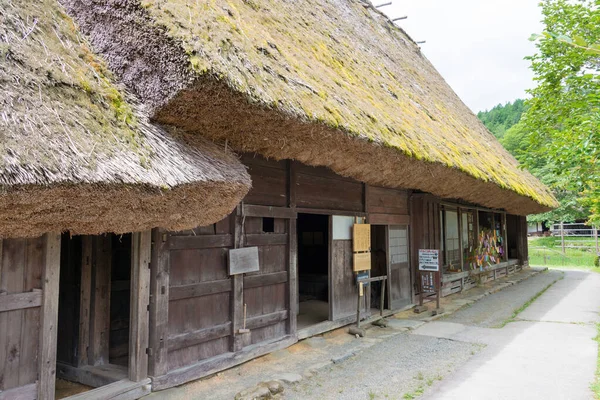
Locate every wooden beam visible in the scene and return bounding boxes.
[38,232,61,400]
[169,279,232,301]
[368,214,410,226]
[149,228,170,377]
[152,336,297,391]
[168,235,233,250]
[295,208,367,218]
[60,378,151,400]
[244,234,288,246]
[129,231,151,382]
[242,205,297,219]
[78,236,93,367]
[0,382,37,400]
[89,235,112,366]
[0,291,41,313]
[245,310,288,330]
[167,322,232,351]
[243,272,288,290]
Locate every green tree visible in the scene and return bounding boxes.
[477,99,527,139]
[523,0,600,224]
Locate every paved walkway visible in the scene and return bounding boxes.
[418,269,600,400]
[145,268,600,399]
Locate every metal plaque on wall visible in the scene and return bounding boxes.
[228,247,260,275]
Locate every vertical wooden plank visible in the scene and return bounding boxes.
[78,236,93,367]
[458,208,464,271]
[232,206,245,351]
[327,215,334,320]
[287,217,298,335]
[287,160,298,336]
[3,239,25,390]
[149,228,170,377]
[19,238,43,386]
[130,231,151,382]
[502,213,508,262]
[0,239,5,390]
[38,233,61,400]
[288,161,297,209]
[89,235,111,366]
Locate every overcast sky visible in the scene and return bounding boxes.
[378,0,544,113]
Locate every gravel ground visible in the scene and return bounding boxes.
[286,333,481,400]
[441,270,563,328]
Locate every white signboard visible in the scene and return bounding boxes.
[228,247,260,275]
[418,249,439,271]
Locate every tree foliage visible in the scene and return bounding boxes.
[477,99,527,139]
[523,0,600,225]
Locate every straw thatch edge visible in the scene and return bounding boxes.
[0,180,248,238]
[154,78,553,216]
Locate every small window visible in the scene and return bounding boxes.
[262,217,275,233]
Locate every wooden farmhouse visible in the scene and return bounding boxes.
[0,0,558,399]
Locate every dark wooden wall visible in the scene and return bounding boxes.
[166,219,234,371]
[243,216,289,345]
[409,194,441,296]
[295,164,364,212]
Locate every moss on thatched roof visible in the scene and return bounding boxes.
[61,0,558,214]
[0,0,250,238]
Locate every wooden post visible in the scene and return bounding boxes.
[502,213,508,262]
[287,216,298,336]
[130,231,151,382]
[595,227,599,254]
[457,208,464,271]
[38,233,61,400]
[89,235,112,366]
[77,236,93,367]
[560,221,565,254]
[232,206,245,351]
[287,161,298,336]
[149,228,170,377]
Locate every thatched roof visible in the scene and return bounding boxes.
[61,0,558,215]
[0,0,250,238]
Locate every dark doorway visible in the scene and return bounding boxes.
[56,233,132,396]
[370,225,389,311]
[297,213,330,329]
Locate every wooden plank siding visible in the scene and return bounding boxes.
[0,236,47,396]
[166,216,234,371]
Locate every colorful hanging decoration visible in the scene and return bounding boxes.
[473,228,504,269]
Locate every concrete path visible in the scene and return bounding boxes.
[417,270,600,400]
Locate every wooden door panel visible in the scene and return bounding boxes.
[388,226,411,310]
[330,239,356,320]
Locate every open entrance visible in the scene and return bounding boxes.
[370,225,389,311]
[296,213,330,329]
[56,233,132,398]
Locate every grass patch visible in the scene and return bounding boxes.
[529,237,599,270]
[497,273,562,328]
[593,323,600,399]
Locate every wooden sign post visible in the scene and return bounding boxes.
[415,249,442,314]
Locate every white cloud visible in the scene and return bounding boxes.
[378,0,543,112]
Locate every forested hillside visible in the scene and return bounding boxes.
[477,98,588,223]
[477,99,527,139]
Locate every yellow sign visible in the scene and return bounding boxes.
[353,252,371,272]
[352,224,371,252]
